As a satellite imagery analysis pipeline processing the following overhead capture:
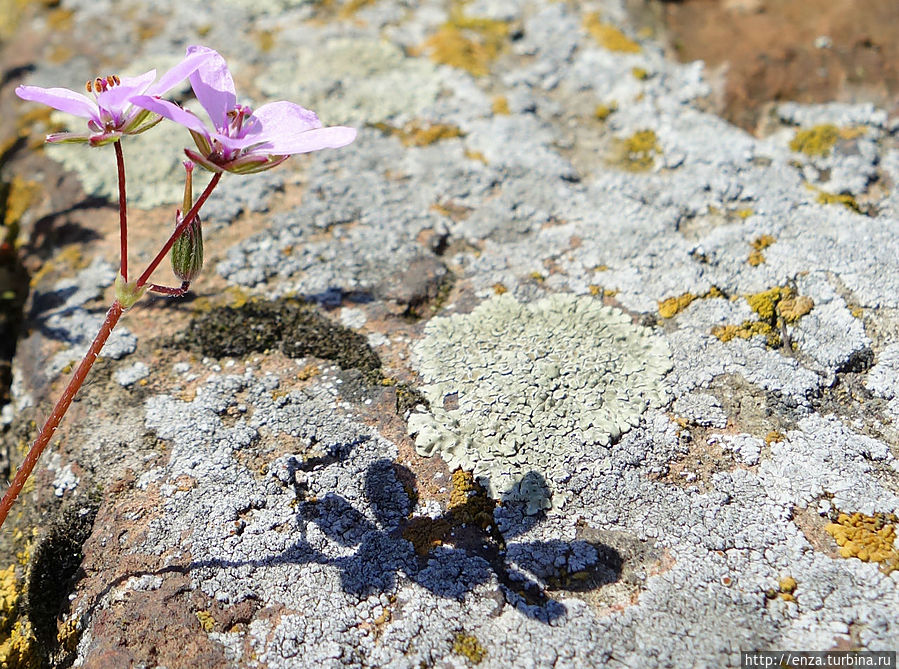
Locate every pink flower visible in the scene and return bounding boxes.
[131,45,357,174]
[15,50,214,146]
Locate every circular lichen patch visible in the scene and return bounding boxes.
[408,293,672,513]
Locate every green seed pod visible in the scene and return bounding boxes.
[170,160,203,282]
[170,213,203,282]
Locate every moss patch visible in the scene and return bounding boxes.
[420,8,509,76]
[826,512,898,573]
[583,13,641,53]
[789,124,839,157]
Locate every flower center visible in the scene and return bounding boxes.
[85,75,121,94]
[226,105,255,137]
[85,74,126,130]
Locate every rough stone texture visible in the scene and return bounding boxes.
[1,1,898,668]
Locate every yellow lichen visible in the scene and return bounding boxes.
[583,13,641,53]
[464,149,487,164]
[658,292,695,319]
[337,0,375,18]
[789,124,839,157]
[778,576,797,601]
[713,286,814,347]
[826,512,898,573]
[373,120,464,147]
[751,234,775,251]
[816,190,861,213]
[747,249,765,267]
[631,66,649,80]
[57,617,80,654]
[492,282,507,295]
[594,102,618,121]
[421,10,509,76]
[4,177,38,227]
[746,286,783,321]
[402,470,495,557]
[764,431,785,445]
[196,610,216,633]
[735,208,754,219]
[747,235,775,266]
[491,96,510,115]
[0,564,37,669]
[452,632,486,664]
[712,321,776,345]
[777,295,814,323]
[612,129,660,172]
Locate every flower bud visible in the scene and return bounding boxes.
[170,161,204,281]
[170,212,203,282]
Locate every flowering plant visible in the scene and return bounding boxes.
[0,47,356,529]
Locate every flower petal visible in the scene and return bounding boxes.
[260,125,357,156]
[130,96,211,137]
[15,85,98,120]
[96,70,157,116]
[186,45,236,132]
[252,101,323,138]
[145,50,215,97]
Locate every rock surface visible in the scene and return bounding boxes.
[0,1,898,667]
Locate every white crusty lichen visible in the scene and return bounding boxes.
[408,293,672,512]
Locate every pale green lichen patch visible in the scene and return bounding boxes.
[408,294,672,513]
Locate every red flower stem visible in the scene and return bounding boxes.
[114,140,128,281]
[0,300,125,530]
[135,172,222,288]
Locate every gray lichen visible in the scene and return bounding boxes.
[408,293,672,512]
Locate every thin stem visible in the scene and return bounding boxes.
[0,300,125,530]
[149,281,191,297]
[114,140,128,281]
[136,172,222,288]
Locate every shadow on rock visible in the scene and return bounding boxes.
[178,461,622,624]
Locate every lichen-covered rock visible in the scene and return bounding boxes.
[408,293,671,512]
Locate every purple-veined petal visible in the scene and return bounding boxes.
[259,125,357,156]
[96,70,157,116]
[15,85,98,120]
[252,101,323,140]
[130,96,211,136]
[186,45,236,133]
[145,50,215,97]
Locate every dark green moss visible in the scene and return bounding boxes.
[24,491,101,667]
[176,300,382,381]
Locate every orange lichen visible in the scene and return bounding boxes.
[826,512,898,573]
